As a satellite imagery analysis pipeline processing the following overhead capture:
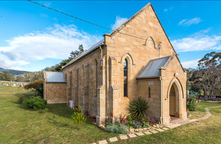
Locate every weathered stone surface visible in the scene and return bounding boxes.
[98,140,108,144]
[109,137,118,143]
[144,131,152,135]
[136,132,145,136]
[162,127,169,130]
[43,82,67,104]
[156,129,164,132]
[119,135,128,140]
[150,130,158,134]
[128,134,137,138]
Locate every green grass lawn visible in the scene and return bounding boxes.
[0,86,118,144]
[1,85,221,144]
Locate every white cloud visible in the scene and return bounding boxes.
[171,29,221,52]
[164,7,173,12]
[178,17,201,26]
[0,24,101,70]
[182,59,200,68]
[111,16,128,30]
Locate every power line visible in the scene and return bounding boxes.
[28,0,161,42]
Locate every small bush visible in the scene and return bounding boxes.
[41,108,49,113]
[186,94,196,111]
[128,97,149,120]
[23,96,47,110]
[17,94,27,104]
[24,80,43,98]
[128,121,135,127]
[106,123,129,134]
[127,115,132,121]
[71,106,87,130]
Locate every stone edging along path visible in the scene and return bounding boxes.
[91,106,221,144]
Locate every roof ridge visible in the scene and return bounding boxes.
[109,3,151,36]
[62,39,104,69]
[161,53,176,69]
[149,55,171,61]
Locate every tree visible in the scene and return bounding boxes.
[24,80,43,98]
[16,75,24,82]
[30,72,43,82]
[44,44,84,72]
[193,51,221,97]
[0,71,13,81]
[69,44,84,60]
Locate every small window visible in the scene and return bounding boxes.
[124,59,128,97]
[65,74,67,81]
[148,87,151,98]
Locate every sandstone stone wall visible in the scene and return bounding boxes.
[137,79,161,121]
[60,3,187,125]
[160,55,187,123]
[44,82,67,104]
[105,4,179,120]
[62,47,105,118]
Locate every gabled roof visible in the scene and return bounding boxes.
[45,71,66,82]
[110,3,151,36]
[136,56,171,79]
[62,39,104,69]
[109,3,178,55]
[62,3,181,70]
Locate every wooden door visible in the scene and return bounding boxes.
[169,86,176,116]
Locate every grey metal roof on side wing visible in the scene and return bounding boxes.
[136,56,171,79]
[62,39,104,69]
[45,71,66,82]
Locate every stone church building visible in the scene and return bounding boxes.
[43,3,187,125]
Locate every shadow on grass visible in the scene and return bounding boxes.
[47,117,79,129]
[11,94,107,132]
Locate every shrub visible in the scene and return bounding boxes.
[131,120,142,129]
[24,80,43,98]
[17,94,28,104]
[126,115,132,121]
[41,108,49,113]
[71,106,87,130]
[23,96,47,110]
[128,97,149,120]
[106,123,129,134]
[186,94,196,111]
[128,121,135,127]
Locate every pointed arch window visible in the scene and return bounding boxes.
[124,59,128,97]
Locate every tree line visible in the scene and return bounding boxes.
[0,71,43,82]
[187,51,221,97]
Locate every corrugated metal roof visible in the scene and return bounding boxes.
[62,39,104,69]
[45,71,66,82]
[136,56,171,79]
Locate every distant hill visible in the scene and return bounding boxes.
[0,68,31,75]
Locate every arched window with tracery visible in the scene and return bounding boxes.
[124,59,128,97]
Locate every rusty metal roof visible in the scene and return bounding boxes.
[136,56,171,79]
[45,71,66,82]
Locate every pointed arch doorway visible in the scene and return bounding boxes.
[169,84,176,116]
[169,81,182,118]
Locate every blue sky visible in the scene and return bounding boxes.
[0,1,221,71]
